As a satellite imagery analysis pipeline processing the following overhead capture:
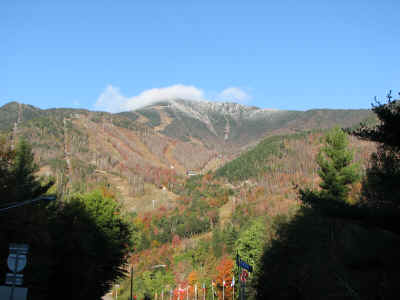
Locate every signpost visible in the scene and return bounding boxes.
[236,253,253,300]
[115,284,120,300]
[240,270,248,282]
[130,265,133,300]
[0,243,29,300]
[236,256,253,273]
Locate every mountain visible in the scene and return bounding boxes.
[0,102,220,209]
[0,99,382,299]
[0,101,44,131]
[109,127,378,300]
[0,99,373,205]
[130,99,373,153]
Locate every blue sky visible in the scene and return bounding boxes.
[1,0,399,112]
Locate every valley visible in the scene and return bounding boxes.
[3,2,399,299]
[1,98,392,300]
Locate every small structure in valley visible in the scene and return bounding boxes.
[186,170,197,176]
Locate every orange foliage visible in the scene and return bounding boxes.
[187,270,198,285]
[348,181,362,204]
[101,186,115,199]
[215,256,234,299]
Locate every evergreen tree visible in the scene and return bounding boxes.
[300,127,359,205]
[352,91,400,151]
[235,218,271,300]
[235,218,267,276]
[301,91,400,235]
[316,127,360,202]
[255,92,400,299]
[353,91,400,208]
[0,136,16,204]
[11,138,53,201]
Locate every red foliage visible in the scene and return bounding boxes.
[172,234,181,247]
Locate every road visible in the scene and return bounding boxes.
[102,295,113,300]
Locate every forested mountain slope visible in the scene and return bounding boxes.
[0,99,379,299]
[111,129,376,299]
[132,99,373,153]
[0,100,373,201]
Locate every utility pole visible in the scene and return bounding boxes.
[115,284,120,300]
[130,265,133,300]
[223,279,225,300]
[241,280,245,300]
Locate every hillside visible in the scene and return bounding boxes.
[0,100,380,299]
[112,129,376,300]
[0,100,375,218]
[132,99,373,153]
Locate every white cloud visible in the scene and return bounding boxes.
[123,84,205,111]
[94,85,129,113]
[94,84,252,113]
[72,99,80,107]
[94,84,205,113]
[217,87,251,104]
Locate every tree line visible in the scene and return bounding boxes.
[0,137,133,300]
[254,92,400,299]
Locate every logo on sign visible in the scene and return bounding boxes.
[240,270,249,282]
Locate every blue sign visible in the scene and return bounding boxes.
[236,254,253,272]
[239,260,253,272]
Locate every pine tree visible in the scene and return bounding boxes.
[352,90,400,151]
[316,127,360,202]
[0,136,16,205]
[12,138,53,201]
[301,91,400,235]
[300,127,359,205]
[353,91,400,208]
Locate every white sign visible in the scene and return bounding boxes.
[8,254,27,273]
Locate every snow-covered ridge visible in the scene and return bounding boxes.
[143,98,280,121]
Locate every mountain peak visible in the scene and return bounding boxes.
[142,98,280,120]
